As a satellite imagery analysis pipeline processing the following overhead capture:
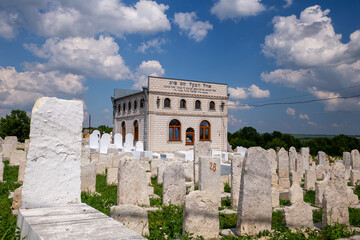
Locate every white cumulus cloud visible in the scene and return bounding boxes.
[132,60,165,89]
[0,0,171,38]
[247,84,270,98]
[299,113,310,120]
[174,12,213,42]
[229,84,269,99]
[24,35,131,81]
[0,66,86,109]
[228,87,247,99]
[261,5,360,111]
[286,107,295,116]
[228,100,252,110]
[228,114,243,126]
[211,0,266,20]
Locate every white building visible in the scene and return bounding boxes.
[111,76,228,153]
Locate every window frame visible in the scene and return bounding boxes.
[185,128,194,145]
[199,120,210,141]
[209,101,215,110]
[180,99,186,109]
[134,100,137,110]
[195,100,201,110]
[164,98,171,108]
[121,121,126,142]
[133,120,139,142]
[169,119,181,141]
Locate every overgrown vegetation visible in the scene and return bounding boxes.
[279,199,291,206]
[0,110,30,142]
[0,161,22,240]
[349,208,360,227]
[224,182,231,193]
[354,180,360,198]
[313,209,322,223]
[150,176,163,207]
[228,126,360,156]
[220,214,237,230]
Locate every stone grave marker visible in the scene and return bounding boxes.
[351,149,360,170]
[163,162,186,205]
[89,132,99,150]
[289,146,297,173]
[124,134,134,151]
[305,169,316,190]
[135,141,144,152]
[343,152,351,170]
[236,147,272,236]
[278,148,290,189]
[99,133,111,154]
[114,133,123,149]
[318,151,327,166]
[199,156,221,205]
[193,141,211,184]
[81,163,96,193]
[21,97,83,208]
[230,154,244,209]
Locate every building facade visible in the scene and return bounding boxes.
[111,76,228,153]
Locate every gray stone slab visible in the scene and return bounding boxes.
[17,204,144,240]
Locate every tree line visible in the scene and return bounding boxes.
[228,127,360,157]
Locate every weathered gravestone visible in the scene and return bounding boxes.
[316,164,326,180]
[289,146,297,173]
[351,149,360,170]
[318,151,327,166]
[199,156,221,205]
[272,187,280,208]
[163,161,186,205]
[124,134,134,151]
[351,170,360,186]
[193,141,211,184]
[278,148,290,189]
[150,158,163,178]
[343,152,351,170]
[157,162,167,184]
[81,147,91,165]
[81,163,96,193]
[135,141,144,152]
[10,150,26,166]
[267,148,277,187]
[236,147,272,236]
[183,191,219,240]
[322,162,349,227]
[21,97,83,208]
[230,153,244,209]
[305,169,316,190]
[117,156,150,207]
[315,174,329,207]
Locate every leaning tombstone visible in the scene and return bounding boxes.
[183,191,219,239]
[110,204,149,236]
[117,156,150,207]
[199,156,221,205]
[236,147,272,236]
[163,162,186,205]
[81,163,96,193]
[230,154,244,209]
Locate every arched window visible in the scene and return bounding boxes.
[140,99,145,108]
[195,100,201,109]
[133,120,138,142]
[169,119,181,141]
[134,100,137,110]
[164,98,171,108]
[199,120,210,141]
[128,102,131,111]
[180,99,186,109]
[123,103,126,112]
[209,101,215,110]
[121,121,126,142]
[118,104,121,112]
[221,102,225,111]
[186,128,194,145]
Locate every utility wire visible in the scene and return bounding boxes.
[228,93,360,108]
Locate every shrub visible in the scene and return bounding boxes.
[224,182,231,193]
[349,208,360,227]
[304,190,315,205]
[219,214,237,230]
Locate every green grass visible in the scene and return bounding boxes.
[150,177,162,206]
[220,213,237,230]
[354,180,360,198]
[349,208,360,227]
[0,161,22,240]
[81,173,117,216]
[304,190,315,205]
[279,199,291,206]
[221,197,231,208]
[313,209,322,223]
[271,210,287,232]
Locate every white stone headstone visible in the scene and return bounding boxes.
[124,134,134,151]
[135,141,144,152]
[343,152,351,170]
[300,147,310,172]
[92,130,100,138]
[235,146,247,156]
[351,149,360,170]
[114,133,123,149]
[99,133,111,154]
[81,163,96,193]
[163,162,186,205]
[289,146,297,173]
[89,132,99,150]
[199,156,221,205]
[318,151,327,166]
[21,97,83,208]
[230,154,244,209]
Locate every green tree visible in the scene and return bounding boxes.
[0,110,30,142]
[96,125,113,134]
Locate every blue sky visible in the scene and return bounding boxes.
[1,0,360,135]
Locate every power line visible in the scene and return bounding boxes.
[228,93,360,108]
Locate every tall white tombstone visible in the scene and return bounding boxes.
[92,130,100,138]
[199,156,221,205]
[236,147,272,236]
[163,162,186,205]
[318,151,327,166]
[351,149,360,170]
[124,134,134,151]
[300,147,310,172]
[21,97,83,208]
[99,133,111,154]
[343,152,351,170]
[89,132,100,150]
[267,149,277,187]
[278,148,290,190]
[135,141,144,152]
[193,142,211,184]
[114,133,123,149]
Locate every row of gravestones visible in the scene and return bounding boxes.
[89,131,144,154]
